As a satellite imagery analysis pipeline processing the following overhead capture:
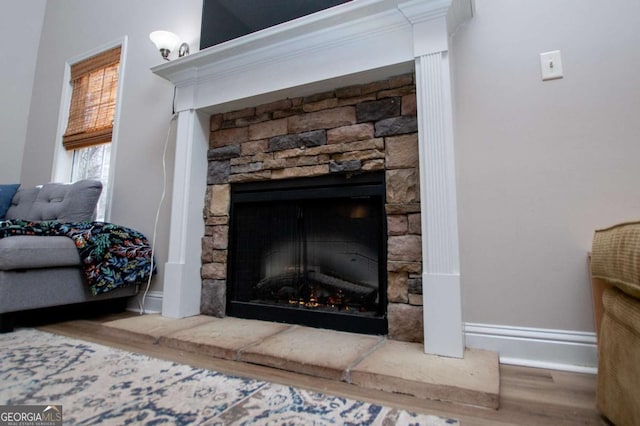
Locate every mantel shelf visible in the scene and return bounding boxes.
[150,0,471,114]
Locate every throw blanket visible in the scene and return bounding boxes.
[0,220,155,295]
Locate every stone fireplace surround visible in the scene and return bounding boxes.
[152,0,472,358]
[202,74,423,342]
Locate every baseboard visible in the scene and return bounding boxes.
[464,322,598,374]
[126,290,163,315]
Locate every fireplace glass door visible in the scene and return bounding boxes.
[227,173,387,334]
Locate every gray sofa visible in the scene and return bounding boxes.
[0,180,138,332]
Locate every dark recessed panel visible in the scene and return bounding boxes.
[201,0,352,50]
[227,172,388,335]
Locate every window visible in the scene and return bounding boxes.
[62,46,121,221]
[70,144,111,220]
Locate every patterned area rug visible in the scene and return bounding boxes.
[0,329,459,425]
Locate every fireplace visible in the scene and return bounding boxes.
[227,172,387,334]
[152,0,471,357]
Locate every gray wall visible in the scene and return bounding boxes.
[0,0,46,182]
[20,0,202,292]
[453,0,640,331]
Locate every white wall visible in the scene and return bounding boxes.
[1,0,46,183]
[21,0,202,293]
[453,0,640,332]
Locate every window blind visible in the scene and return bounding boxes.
[63,46,121,150]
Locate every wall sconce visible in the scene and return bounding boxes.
[149,30,189,61]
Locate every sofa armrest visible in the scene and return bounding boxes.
[591,221,640,300]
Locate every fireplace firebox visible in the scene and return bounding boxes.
[227,172,387,335]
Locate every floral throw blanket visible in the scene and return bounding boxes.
[0,220,155,295]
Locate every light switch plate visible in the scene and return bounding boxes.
[540,50,563,81]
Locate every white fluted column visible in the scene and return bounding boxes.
[162,109,208,318]
[415,51,464,358]
[399,0,472,357]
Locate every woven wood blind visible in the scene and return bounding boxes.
[63,46,121,150]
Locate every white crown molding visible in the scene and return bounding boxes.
[397,0,473,35]
[398,0,451,23]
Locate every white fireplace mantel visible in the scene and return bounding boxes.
[152,0,472,358]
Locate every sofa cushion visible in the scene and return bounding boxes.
[0,236,80,270]
[5,186,39,220]
[0,184,20,219]
[5,180,102,222]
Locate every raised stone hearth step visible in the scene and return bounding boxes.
[101,314,215,344]
[238,325,383,381]
[159,317,290,360]
[101,314,500,410]
[350,340,500,410]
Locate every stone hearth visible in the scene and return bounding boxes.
[102,314,501,409]
[201,74,424,342]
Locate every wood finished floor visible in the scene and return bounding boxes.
[18,310,604,425]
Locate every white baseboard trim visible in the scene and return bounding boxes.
[464,322,598,374]
[126,290,163,315]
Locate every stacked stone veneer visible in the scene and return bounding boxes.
[201,74,424,343]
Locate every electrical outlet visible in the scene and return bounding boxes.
[540,50,563,81]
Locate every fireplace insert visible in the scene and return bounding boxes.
[227,172,387,335]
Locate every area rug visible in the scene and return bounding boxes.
[0,329,459,425]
